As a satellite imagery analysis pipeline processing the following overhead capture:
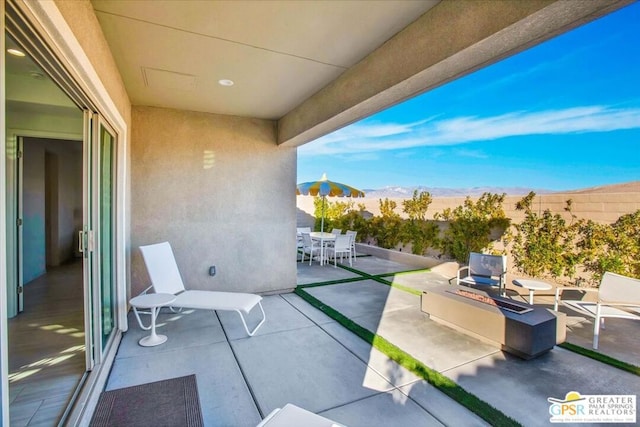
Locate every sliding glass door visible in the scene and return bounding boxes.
[97,120,116,350]
[4,1,126,424]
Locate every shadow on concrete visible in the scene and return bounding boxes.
[297,253,640,426]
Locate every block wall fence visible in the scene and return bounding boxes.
[297,192,640,226]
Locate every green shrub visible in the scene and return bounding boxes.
[434,193,509,263]
[306,193,640,285]
[333,203,370,242]
[368,198,403,249]
[312,197,354,232]
[577,210,640,283]
[400,191,439,255]
[506,192,583,280]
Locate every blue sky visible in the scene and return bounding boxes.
[297,3,640,192]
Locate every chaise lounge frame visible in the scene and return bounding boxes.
[138,241,265,336]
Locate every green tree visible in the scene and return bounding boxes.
[400,191,439,255]
[369,198,403,249]
[312,197,353,232]
[435,192,509,262]
[578,210,640,282]
[312,197,370,239]
[333,202,370,242]
[506,192,583,279]
[402,190,432,221]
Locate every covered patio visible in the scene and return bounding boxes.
[3,1,636,425]
[105,252,639,426]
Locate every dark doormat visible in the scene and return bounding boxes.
[90,374,204,427]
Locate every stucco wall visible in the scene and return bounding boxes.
[130,106,297,296]
[53,0,131,124]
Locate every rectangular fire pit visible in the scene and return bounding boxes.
[422,285,565,359]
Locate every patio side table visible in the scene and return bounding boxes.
[130,293,176,346]
[512,279,553,305]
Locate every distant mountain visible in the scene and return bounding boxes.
[361,186,552,198]
[360,181,640,199]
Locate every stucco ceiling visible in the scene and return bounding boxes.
[90,0,439,120]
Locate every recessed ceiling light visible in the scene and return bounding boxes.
[7,48,26,57]
[218,79,234,87]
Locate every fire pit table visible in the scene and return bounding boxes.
[421,284,565,359]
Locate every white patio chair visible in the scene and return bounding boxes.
[345,230,357,262]
[296,227,311,247]
[324,229,342,251]
[139,242,266,336]
[456,252,507,296]
[554,271,640,349]
[300,232,321,265]
[326,234,352,268]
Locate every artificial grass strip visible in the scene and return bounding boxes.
[297,276,369,288]
[294,288,522,427]
[375,278,422,296]
[559,342,640,376]
[335,263,375,277]
[337,263,425,279]
[336,264,424,296]
[377,267,433,277]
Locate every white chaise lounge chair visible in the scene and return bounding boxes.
[139,241,266,337]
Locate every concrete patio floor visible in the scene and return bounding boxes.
[106,254,639,426]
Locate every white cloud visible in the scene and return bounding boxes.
[298,105,640,156]
[452,148,488,159]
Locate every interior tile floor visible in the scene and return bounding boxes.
[8,261,86,427]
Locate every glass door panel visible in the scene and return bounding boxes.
[98,123,116,348]
[83,113,117,364]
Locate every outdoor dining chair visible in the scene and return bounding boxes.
[296,227,311,250]
[346,230,357,262]
[326,234,352,267]
[300,232,321,265]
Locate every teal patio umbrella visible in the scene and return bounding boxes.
[296,173,365,232]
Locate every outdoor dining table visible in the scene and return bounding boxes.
[309,232,336,266]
